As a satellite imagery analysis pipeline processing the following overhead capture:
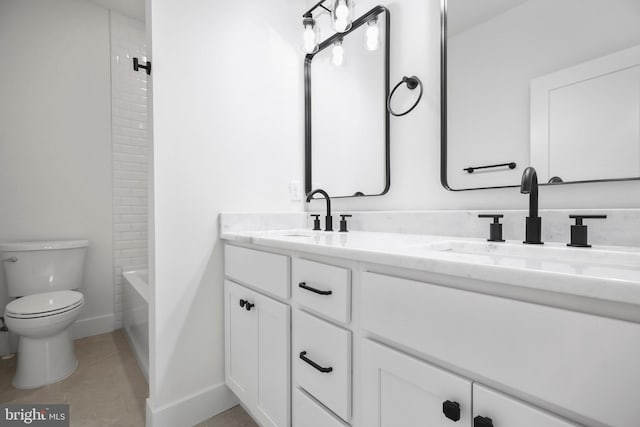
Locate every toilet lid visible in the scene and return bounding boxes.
[5,291,83,318]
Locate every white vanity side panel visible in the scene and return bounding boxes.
[293,309,352,422]
[473,384,578,427]
[225,244,290,299]
[361,272,640,427]
[292,258,351,324]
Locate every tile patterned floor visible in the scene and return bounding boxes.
[0,330,256,426]
[0,330,147,426]
[195,405,258,427]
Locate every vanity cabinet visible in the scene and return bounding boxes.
[224,245,291,427]
[362,339,473,426]
[361,271,640,427]
[223,241,639,427]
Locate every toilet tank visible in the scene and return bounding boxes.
[0,240,89,297]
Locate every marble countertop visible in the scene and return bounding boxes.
[221,228,640,307]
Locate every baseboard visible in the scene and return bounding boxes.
[146,382,239,427]
[72,313,115,340]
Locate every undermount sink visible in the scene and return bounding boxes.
[415,240,640,270]
[280,233,315,238]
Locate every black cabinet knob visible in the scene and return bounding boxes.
[442,400,461,421]
[239,299,254,311]
[474,416,494,427]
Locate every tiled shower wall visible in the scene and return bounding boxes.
[110,12,149,329]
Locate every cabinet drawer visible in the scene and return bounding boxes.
[293,310,351,422]
[293,388,348,427]
[292,258,351,323]
[473,384,577,427]
[361,272,640,427]
[225,245,290,299]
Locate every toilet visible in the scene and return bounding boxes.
[1,240,88,389]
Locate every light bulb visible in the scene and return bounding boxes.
[335,18,348,33]
[365,20,380,51]
[302,17,319,54]
[335,1,349,19]
[332,41,344,67]
[332,0,353,33]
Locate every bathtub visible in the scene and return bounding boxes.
[122,270,149,381]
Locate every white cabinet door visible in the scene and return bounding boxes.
[473,384,577,427]
[255,291,290,427]
[225,280,290,427]
[225,280,258,405]
[362,339,473,427]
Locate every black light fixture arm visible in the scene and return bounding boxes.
[303,0,331,18]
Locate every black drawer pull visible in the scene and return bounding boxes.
[299,351,333,373]
[474,416,493,427]
[442,400,461,421]
[298,282,332,295]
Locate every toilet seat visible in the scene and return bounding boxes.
[5,290,84,319]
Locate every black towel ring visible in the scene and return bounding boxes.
[387,76,423,117]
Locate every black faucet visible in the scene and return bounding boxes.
[520,167,543,244]
[306,189,333,231]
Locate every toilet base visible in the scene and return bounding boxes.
[13,327,78,389]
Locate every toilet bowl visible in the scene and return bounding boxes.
[4,290,84,389]
[1,239,89,389]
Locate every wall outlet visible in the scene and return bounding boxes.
[289,180,302,201]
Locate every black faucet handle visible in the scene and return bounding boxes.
[569,214,607,225]
[339,214,352,233]
[568,215,607,247]
[478,214,504,223]
[478,214,505,242]
[310,214,321,231]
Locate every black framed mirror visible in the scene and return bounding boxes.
[305,5,390,198]
[441,0,640,191]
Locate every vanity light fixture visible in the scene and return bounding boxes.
[332,39,345,67]
[302,15,320,54]
[365,17,380,51]
[332,0,355,33]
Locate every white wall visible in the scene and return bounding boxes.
[149,0,303,420]
[307,0,640,214]
[0,0,115,341]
